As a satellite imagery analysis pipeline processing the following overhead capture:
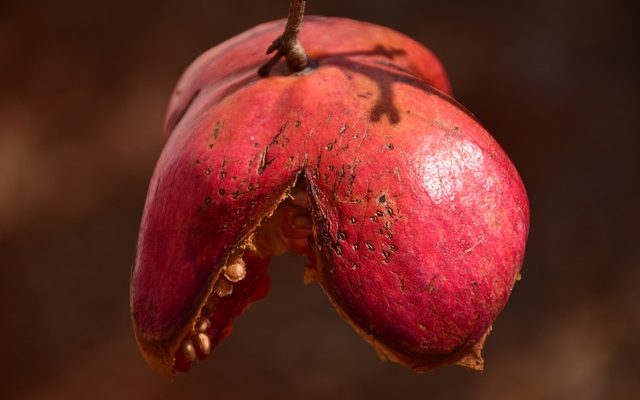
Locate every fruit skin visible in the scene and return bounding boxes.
[130,16,529,376]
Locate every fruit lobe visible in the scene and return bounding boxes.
[130,16,529,376]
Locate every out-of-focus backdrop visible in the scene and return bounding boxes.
[1,0,638,399]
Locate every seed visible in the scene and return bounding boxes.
[182,339,197,361]
[224,259,246,282]
[196,319,210,333]
[214,279,233,297]
[196,333,211,355]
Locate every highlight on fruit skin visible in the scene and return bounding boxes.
[130,16,529,377]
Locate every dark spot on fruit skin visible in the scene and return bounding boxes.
[366,241,374,251]
[353,243,360,251]
[389,244,397,251]
[339,124,348,134]
[326,143,333,151]
[385,143,394,150]
[218,189,225,196]
[204,168,211,176]
[386,207,394,216]
[219,171,226,179]
[258,148,274,174]
[371,216,378,222]
[232,191,240,199]
[328,165,335,171]
[294,120,302,127]
[350,217,357,224]
[204,197,212,206]
[378,194,386,203]
[376,210,384,217]
[258,125,286,174]
[213,120,224,139]
[341,144,349,151]
[337,231,347,240]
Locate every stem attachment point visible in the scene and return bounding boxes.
[258,0,312,77]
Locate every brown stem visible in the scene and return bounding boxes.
[258,0,312,77]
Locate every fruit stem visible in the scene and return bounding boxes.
[258,0,312,76]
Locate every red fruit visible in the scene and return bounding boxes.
[130,16,529,376]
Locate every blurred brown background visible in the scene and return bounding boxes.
[1,0,638,399]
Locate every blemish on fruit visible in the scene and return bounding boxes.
[213,121,224,139]
[334,243,343,255]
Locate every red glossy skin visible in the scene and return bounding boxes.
[130,16,529,375]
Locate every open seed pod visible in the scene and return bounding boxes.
[130,16,529,376]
